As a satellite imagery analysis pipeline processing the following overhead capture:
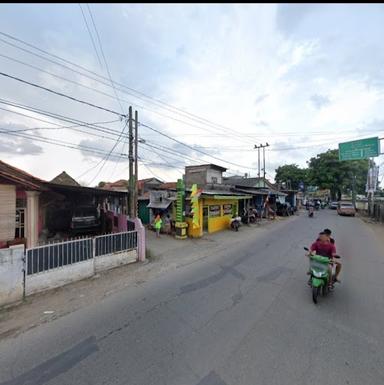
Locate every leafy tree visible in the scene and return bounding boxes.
[98,181,106,188]
[275,164,309,190]
[307,149,369,200]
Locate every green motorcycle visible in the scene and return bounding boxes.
[304,247,340,304]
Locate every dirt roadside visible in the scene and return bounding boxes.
[0,215,298,340]
[358,214,384,252]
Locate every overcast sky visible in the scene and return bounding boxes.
[0,3,383,186]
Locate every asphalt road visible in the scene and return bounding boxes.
[1,210,384,385]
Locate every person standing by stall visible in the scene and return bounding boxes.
[154,214,162,238]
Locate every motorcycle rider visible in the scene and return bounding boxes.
[308,232,337,288]
[323,228,341,282]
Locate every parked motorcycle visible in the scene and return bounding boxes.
[304,247,341,304]
[230,216,242,231]
[241,209,256,225]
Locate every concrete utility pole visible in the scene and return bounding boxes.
[134,110,138,217]
[128,106,134,218]
[254,145,261,178]
[254,143,270,187]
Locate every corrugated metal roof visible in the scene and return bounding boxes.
[147,200,172,209]
[235,187,287,197]
[46,182,128,196]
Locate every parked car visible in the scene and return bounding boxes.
[337,202,356,217]
[329,201,338,210]
[70,205,100,234]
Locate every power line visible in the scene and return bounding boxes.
[85,3,125,114]
[87,119,129,185]
[80,3,129,186]
[0,98,125,139]
[0,116,119,136]
[0,51,254,143]
[78,3,103,68]
[0,71,125,117]
[0,31,257,141]
[139,122,255,170]
[0,128,127,159]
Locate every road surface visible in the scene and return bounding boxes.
[1,210,384,385]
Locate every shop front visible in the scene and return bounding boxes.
[186,192,251,238]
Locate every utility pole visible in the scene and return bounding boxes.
[134,110,138,217]
[254,145,261,178]
[254,143,269,187]
[128,106,134,219]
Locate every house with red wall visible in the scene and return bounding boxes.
[0,160,129,249]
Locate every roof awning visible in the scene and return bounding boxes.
[147,200,172,209]
[212,195,252,200]
[235,188,268,196]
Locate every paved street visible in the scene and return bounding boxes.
[0,210,384,385]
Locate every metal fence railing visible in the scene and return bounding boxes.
[26,230,138,275]
[26,237,93,275]
[95,231,137,257]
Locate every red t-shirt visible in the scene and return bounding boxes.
[310,241,336,258]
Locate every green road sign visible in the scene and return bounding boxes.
[339,137,379,161]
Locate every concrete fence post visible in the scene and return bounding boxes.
[92,237,96,274]
[0,245,25,307]
[133,218,146,262]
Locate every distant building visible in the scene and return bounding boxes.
[102,179,128,192]
[137,178,163,195]
[185,164,227,188]
[50,171,80,187]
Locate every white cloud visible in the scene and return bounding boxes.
[1,3,384,183]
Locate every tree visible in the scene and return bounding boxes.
[275,164,309,190]
[307,149,369,200]
[98,181,106,188]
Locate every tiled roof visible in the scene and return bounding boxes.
[158,182,177,190]
[0,160,46,190]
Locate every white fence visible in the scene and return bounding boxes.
[24,231,138,296]
[0,231,139,305]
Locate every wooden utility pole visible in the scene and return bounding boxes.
[128,106,134,218]
[134,110,138,217]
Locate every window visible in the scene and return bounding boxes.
[15,197,26,239]
[211,177,218,184]
[223,204,232,215]
[15,208,25,238]
[209,205,221,217]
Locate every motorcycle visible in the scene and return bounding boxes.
[308,206,314,217]
[241,209,257,225]
[230,216,242,231]
[304,247,341,304]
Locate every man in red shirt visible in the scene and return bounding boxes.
[311,232,337,258]
[309,232,337,287]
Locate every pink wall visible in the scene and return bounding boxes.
[117,214,127,232]
[16,190,26,199]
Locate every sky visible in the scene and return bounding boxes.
[0,3,383,186]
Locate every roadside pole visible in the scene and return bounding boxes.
[255,143,269,187]
[134,110,138,217]
[128,106,134,219]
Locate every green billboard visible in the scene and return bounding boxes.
[338,137,380,161]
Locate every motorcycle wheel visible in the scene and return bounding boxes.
[322,284,328,296]
[312,286,320,304]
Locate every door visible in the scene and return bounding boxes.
[138,200,150,224]
[203,206,208,232]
